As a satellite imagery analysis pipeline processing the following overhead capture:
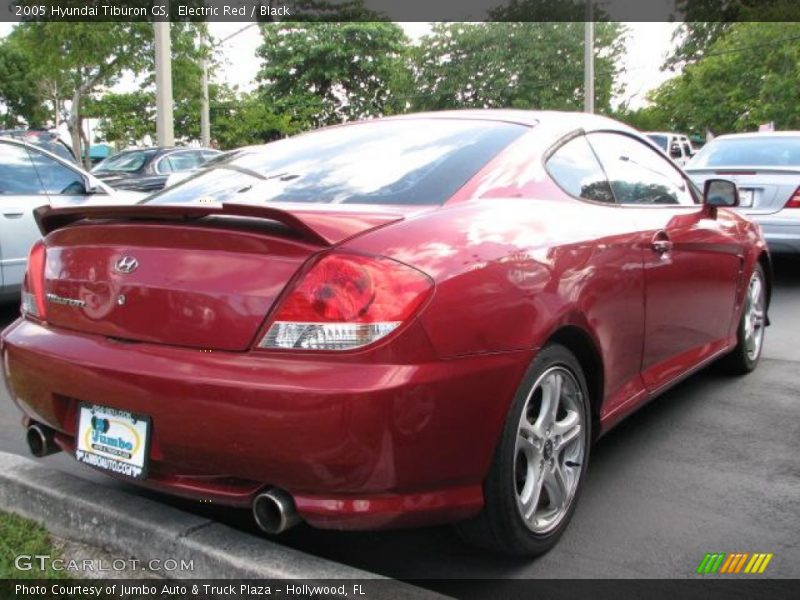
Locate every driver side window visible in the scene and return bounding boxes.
[588,132,696,206]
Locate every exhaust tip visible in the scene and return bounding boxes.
[26,423,60,458]
[253,488,301,535]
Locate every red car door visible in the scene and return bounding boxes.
[588,132,742,392]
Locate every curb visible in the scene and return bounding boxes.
[0,452,436,596]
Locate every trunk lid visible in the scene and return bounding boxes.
[686,166,800,215]
[36,203,407,351]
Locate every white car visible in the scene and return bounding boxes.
[686,131,800,255]
[0,137,144,302]
[645,132,696,166]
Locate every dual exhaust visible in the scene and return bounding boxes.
[252,488,301,535]
[26,422,300,535]
[26,423,61,458]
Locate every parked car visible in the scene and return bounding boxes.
[91,147,222,193]
[2,111,769,556]
[0,129,77,164]
[645,131,695,166]
[686,131,800,254]
[0,137,144,302]
[163,149,242,188]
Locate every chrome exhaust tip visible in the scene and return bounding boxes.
[253,488,301,535]
[26,423,61,458]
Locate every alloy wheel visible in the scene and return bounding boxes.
[514,365,585,534]
[743,270,766,361]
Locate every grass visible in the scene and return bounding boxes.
[0,510,69,579]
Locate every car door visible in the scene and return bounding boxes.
[588,131,742,393]
[0,141,48,294]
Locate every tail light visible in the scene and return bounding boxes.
[259,252,433,351]
[21,240,47,320]
[784,187,800,208]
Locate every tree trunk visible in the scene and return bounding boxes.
[67,89,83,167]
[79,118,91,170]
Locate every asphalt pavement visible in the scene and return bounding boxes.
[1,257,798,585]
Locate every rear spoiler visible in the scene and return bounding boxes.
[34,203,404,247]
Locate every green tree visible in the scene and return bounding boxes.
[410,22,626,112]
[649,22,800,134]
[10,21,153,167]
[0,38,49,128]
[211,89,295,149]
[256,22,410,128]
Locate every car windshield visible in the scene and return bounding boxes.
[93,149,156,173]
[144,119,527,207]
[647,134,668,151]
[690,136,800,167]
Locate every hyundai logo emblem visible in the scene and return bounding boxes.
[114,256,139,274]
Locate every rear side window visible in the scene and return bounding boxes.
[146,119,528,206]
[0,143,44,195]
[546,135,614,203]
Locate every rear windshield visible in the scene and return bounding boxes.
[690,136,800,167]
[144,119,527,207]
[93,149,156,173]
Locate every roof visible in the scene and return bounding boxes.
[384,109,631,131]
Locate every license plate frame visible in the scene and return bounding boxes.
[738,188,755,207]
[75,403,151,479]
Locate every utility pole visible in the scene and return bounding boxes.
[154,21,174,146]
[584,4,595,114]
[199,24,257,147]
[200,53,210,147]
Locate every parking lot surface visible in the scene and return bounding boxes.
[1,257,798,584]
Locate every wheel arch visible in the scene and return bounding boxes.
[757,250,773,315]
[546,325,604,441]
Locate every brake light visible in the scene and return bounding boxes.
[785,186,800,208]
[21,240,47,320]
[259,253,433,351]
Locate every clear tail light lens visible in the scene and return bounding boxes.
[21,240,47,320]
[259,253,433,351]
[784,186,800,208]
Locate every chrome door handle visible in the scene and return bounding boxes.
[651,233,673,255]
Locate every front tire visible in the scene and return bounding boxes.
[456,344,591,556]
[719,264,767,375]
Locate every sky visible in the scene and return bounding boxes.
[0,21,679,111]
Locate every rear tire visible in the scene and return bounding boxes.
[456,344,591,556]
[719,264,767,375]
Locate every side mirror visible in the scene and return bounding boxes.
[669,145,682,159]
[704,179,739,207]
[83,175,103,195]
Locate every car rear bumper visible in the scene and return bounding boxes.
[1,318,532,530]
[748,212,800,254]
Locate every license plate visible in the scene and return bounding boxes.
[76,404,151,479]
[739,188,754,207]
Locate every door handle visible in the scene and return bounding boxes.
[651,232,673,255]
[2,209,24,218]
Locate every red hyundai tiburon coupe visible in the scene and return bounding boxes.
[1,111,770,555]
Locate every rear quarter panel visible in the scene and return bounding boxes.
[344,195,648,414]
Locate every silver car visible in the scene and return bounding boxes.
[686,132,800,254]
[0,137,143,302]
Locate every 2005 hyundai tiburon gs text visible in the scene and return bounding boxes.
[1,111,770,555]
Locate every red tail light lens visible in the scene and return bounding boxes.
[259,253,433,351]
[785,186,800,208]
[21,240,47,320]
